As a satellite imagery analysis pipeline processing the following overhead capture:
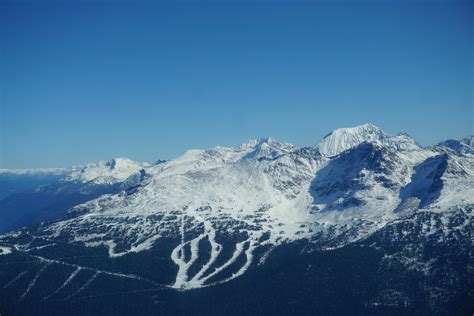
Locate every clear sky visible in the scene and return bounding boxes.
[1,0,472,168]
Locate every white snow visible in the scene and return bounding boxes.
[0,246,12,255]
[65,271,99,300]
[20,264,49,301]
[3,270,28,289]
[43,267,82,301]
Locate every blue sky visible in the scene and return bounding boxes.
[1,0,472,168]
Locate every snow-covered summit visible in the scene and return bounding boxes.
[240,137,295,159]
[317,123,388,157]
[317,123,419,157]
[66,157,150,184]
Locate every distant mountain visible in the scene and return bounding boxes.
[316,123,420,157]
[0,168,67,200]
[0,124,472,315]
[0,158,151,233]
[437,136,474,155]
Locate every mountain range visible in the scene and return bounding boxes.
[0,123,472,315]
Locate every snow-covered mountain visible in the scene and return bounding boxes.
[0,157,149,186]
[66,158,151,184]
[437,136,474,155]
[0,158,151,233]
[316,123,420,157]
[0,124,472,314]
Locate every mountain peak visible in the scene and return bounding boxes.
[258,136,276,144]
[357,122,380,130]
[238,137,278,149]
[67,158,149,183]
[437,136,474,155]
[331,123,384,136]
[240,137,295,159]
[317,123,388,157]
